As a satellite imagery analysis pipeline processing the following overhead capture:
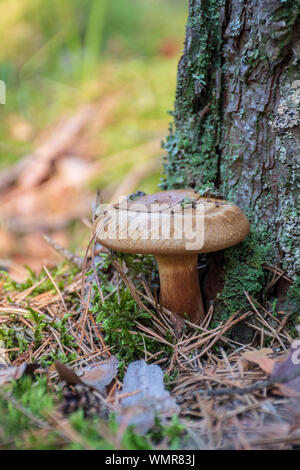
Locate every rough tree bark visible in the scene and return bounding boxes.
[162,0,300,312]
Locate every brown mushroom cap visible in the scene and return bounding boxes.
[94,189,250,255]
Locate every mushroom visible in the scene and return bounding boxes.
[93,189,250,323]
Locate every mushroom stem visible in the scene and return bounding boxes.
[155,253,205,323]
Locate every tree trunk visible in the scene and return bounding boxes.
[162,0,300,311]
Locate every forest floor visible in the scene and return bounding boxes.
[1,244,300,450]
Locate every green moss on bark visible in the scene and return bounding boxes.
[287,277,300,303]
[161,0,225,191]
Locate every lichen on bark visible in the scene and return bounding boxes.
[272,79,300,278]
[161,0,225,190]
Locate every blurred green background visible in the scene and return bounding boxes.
[0,0,186,192]
[0,0,187,277]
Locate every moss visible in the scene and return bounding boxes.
[0,374,185,450]
[0,324,29,356]
[93,287,153,369]
[0,306,78,365]
[0,264,79,363]
[215,225,273,319]
[0,376,56,449]
[161,114,220,190]
[90,253,172,374]
[287,277,300,303]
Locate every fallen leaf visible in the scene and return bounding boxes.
[0,363,39,387]
[241,348,275,374]
[55,361,81,385]
[242,329,300,399]
[55,356,119,393]
[271,337,300,398]
[78,357,119,393]
[118,360,179,434]
[169,312,185,338]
